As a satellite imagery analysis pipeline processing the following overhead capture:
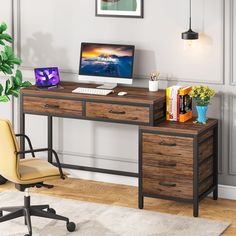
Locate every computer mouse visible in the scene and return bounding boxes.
[118,92,128,96]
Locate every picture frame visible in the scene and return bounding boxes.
[96,0,144,18]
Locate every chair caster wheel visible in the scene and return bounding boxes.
[0,175,7,185]
[47,208,56,214]
[0,211,2,217]
[67,222,76,232]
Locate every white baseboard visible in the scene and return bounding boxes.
[67,169,138,187]
[218,185,236,200]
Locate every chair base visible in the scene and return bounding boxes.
[0,195,75,236]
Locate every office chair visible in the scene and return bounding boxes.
[0,119,76,236]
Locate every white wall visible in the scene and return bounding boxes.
[0,0,235,186]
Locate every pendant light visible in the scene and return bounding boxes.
[182,0,198,41]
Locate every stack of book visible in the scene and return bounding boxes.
[166,86,192,122]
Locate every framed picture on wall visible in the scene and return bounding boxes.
[96,0,144,18]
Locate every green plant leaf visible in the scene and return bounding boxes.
[1,51,8,60]
[10,57,21,65]
[0,22,7,34]
[4,79,11,94]
[4,45,13,57]
[0,34,12,43]
[0,84,3,96]
[21,81,32,87]
[0,95,9,102]
[8,89,19,97]
[0,40,5,45]
[1,64,12,74]
[11,76,17,88]
[12,76,21,87]
[15,70,22,82]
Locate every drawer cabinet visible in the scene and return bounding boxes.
[139,119,218,217]
[23,96,83,117]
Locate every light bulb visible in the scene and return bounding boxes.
[183,39,197,50]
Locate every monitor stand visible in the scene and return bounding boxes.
[97,83,117,90]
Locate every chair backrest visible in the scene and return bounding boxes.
[0,119,20,182]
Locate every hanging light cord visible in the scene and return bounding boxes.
[189,0,192,29]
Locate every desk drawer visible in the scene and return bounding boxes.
[143,177,193,199]
[142,156,193,178]
[143,133,193,159]
[23,96,83,117]
[86,102,150,124]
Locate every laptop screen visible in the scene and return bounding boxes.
[34,67,60,87]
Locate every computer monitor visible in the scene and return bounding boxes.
[78,42,135,89]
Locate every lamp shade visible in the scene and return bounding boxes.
[182,29,199,40]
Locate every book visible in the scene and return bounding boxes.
[166,86,192,122]
[179,86,192,122]
[166,86,182,121]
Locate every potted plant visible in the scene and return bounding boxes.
[188,85,215,124]
[0,22,31,102]
[0,22,31,184]
[149,72,160,92]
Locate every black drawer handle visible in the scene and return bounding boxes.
[159,181,177,187]
[158,141,176,147]
[44,104,60,109]
[109,110,126,115]
[158,162,177,168]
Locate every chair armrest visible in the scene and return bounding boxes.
[16,148,65,180]
[15,134,35,157]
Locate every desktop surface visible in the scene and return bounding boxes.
[22,82,166,105]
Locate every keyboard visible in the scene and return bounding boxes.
[72,87,113,96]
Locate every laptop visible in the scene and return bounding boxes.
[34,67,61,89]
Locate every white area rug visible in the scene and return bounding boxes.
[0,191,230,236]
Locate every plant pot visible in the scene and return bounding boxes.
[196,105,208,124]
[149,81,159,92]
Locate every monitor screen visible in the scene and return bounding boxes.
[34,67,60,87]
[79,43,135,79]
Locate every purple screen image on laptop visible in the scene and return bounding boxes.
[34,67,60,87]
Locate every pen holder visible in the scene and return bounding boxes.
[149,80,159,92]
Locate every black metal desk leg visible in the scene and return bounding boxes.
[193,137,199,217]
[138,169,143,209]
[20,96,25,158]
[138,130,144,209]
[213,126,218,200]
[48,116,53,163]
[213,187,218,201]
[138,192,144,209]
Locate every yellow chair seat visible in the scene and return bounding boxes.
[19,158,67,184]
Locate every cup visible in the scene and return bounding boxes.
[149,80,159,92]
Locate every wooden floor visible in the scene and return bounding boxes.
[0,178,235,235]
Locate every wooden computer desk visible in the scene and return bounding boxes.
[20,82,166,177]
[20,82,218,217]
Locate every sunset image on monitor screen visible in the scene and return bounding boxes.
[80,43,134,78]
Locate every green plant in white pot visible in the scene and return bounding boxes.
[0,22,31,184]
[0,22,31,102]
[188,85,215,124]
